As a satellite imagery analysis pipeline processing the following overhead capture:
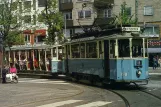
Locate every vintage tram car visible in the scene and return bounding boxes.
[61,27,149,85]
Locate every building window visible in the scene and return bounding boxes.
[25,35,30,43]
[126,7,131,16]
[35,36,45,43]
[12,2,17,11]
[24,15,31,23]
[104,9,112,18]
[69,29,75,36]
[24,1,31,12]
[78,10,91,18]
[33,15,36,25]
[64,12,72,20]
[38,0,46,7]
[61,0,72,3]
[33,0,36,10]
[144,6,153,16]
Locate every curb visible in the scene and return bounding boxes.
[149,73,161,75]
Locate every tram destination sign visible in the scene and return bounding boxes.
[122,27,140,32]
[71,36,95,42]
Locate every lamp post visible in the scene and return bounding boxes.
[0,31,4,79]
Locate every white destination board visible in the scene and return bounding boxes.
[122,27,140,32]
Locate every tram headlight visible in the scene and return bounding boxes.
[136,70,142,78]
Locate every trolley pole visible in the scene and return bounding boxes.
[135,0,138,25]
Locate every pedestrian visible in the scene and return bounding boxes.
[158,57,161,67]
[2,65,8,83]
[153,56,157,70]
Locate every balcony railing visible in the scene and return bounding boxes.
[94,0,114,9]
[59,2,73,11]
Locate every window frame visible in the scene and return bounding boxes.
[104,9,112,18]
[78,10,92,19]
[144,6,153,16]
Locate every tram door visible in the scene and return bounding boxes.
[104,40,110,78]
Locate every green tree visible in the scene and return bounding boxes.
[39,0,64,45]
[113,2,137,27]
[0,0,26,48]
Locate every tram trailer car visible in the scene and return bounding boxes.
[63,27,149,85]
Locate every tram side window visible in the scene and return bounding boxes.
[110,40,115,58]
[58,46,63,60]
[53,48,56,57]
[118,39,130,57]
[67,45,70,58]
[86,42,97,58]
[132,39,143,57]
[80,43,85,58]
[99,41,102,58]
[71,44,80,58]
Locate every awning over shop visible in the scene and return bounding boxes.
[147,48,161,53]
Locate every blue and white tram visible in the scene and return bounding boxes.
[63,27,149,85]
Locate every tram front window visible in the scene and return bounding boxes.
[132,39,143,57]
[118,39,130,57]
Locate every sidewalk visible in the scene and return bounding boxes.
[149,67,161,75]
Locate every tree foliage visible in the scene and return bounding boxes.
[113,2,137,27]
[0,0,25,47]
[39,0,64,45]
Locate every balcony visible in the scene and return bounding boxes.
[94,0,114,9]
[94,17,115,26]
[66,20,73,27]
[59,2,73,11]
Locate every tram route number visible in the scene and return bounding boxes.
[122,27,140,32]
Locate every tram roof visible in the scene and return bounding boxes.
[5,44,62,51]
[67,27,149,43]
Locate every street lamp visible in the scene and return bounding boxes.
[0,31,4,79]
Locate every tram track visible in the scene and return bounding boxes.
[108,89,130,107]
[139,89,161,102]
[66,77,131,107]
[134,83,161,102]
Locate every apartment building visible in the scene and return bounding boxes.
[2,0,48,46]
[138,0,160,38]
[59,0,136,38]
[137,0,161,66]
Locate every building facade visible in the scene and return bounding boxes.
[59,0,136,38]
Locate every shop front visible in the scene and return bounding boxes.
[148,40,161,67]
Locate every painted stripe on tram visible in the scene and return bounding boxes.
[37,100,82,107]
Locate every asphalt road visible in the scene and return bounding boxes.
[0,68,161,107]
[0,78,125,107]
